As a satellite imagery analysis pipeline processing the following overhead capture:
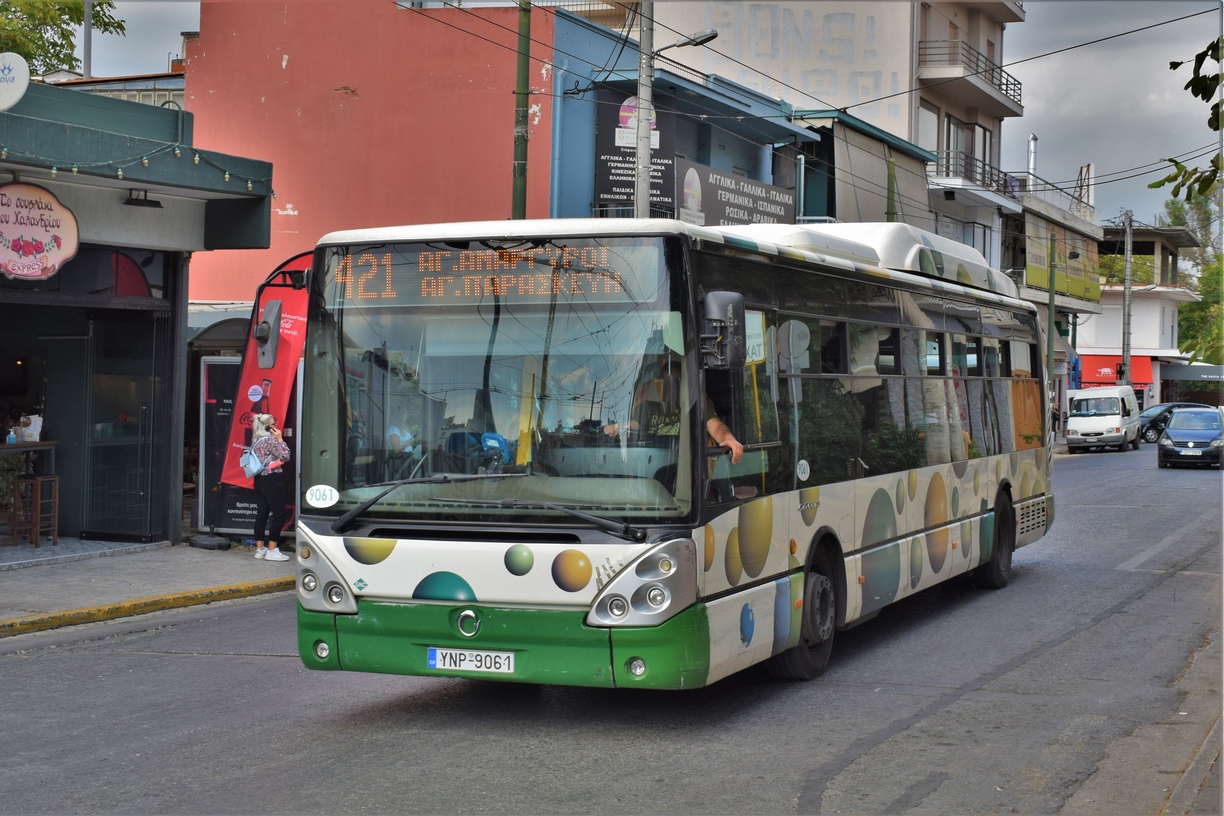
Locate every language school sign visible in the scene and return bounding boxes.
[0,183,80,281]
[676,159,795,226]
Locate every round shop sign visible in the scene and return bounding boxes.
[0,183,80,281]
[0,53,30,112]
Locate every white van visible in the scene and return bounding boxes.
[1065,386,1141,452]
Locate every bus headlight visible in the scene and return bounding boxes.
[586,538,697,627]
[295,527,359,614]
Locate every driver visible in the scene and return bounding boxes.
[603,354,742,464]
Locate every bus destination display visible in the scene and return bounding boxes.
[328,240,662,307]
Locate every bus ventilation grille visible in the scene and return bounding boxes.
[1016,501,1046,537]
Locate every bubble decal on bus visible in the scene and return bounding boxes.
[908,470,918,501]
[909,536,923,589]
[412,571,476,601]
[772,578,793,653]
[344,537,396,565]
[862,488,896,547]
[551,549,592,592]
[738,498,773,578]
[725,527,743,586]
[925,472,949,572]
[894,478,906,514]
[961,520,973,559]
[504,544,534,576]
[980,511,996,559]
[739,603,754,646]
[799,486,820,526]
[861,545,900,614]
[704,525,716,572]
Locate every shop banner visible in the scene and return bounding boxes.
[594,89,675,208]
[199,357,257,533]
[675,159,796,226]
[220,252,312,489]
[0,182,80,281]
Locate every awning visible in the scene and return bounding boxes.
[1161,364,1224,382]
[1080,355,1154,386]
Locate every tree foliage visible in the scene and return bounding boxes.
[0,0,124,75]
[1163,196,1224,364]
[1149,37,1222,201]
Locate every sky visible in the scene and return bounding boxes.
[75,0,1222,229]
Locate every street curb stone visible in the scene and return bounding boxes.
[0,576,295,637]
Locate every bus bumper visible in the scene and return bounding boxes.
[298,602,712,689]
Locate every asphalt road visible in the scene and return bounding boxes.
[1,446,1219,815]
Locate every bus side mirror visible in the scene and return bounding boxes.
[254,299,282,369]
[701,291,746,370]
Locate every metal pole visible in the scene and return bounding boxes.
[1120,210,1134,385]
[83,0,93,78]
[633,1,655,218]
[511,0,531,219]
[1046,236,1057,395]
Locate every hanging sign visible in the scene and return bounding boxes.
[0,53,30,112]
[0,183,80,281]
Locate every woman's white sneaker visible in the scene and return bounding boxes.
[265,549,290,562]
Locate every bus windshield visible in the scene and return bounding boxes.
[301,235,699,528]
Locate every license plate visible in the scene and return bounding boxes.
[1180,449,1203,456]
[428,647,515,674]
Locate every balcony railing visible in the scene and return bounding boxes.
[1014,173,1095,222]
[931,151,1019,198]
[918,40,1022,106]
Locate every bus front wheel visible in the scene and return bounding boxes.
[974,494,1015,589]
[766,549,837,680]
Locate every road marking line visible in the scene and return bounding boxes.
[1116,509,1218,572]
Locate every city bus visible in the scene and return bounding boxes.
[295,219,1054,689]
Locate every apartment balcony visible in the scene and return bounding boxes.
[931,150,1020,204]
[917,40,1023,118]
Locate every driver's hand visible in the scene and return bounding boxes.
[726,438,743,464]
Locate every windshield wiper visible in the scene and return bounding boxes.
[330,473,526,534]
[436,498,647,542]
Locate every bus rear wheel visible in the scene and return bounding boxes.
[974,493,1014,589]
[766,549,837,680]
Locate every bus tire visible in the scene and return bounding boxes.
[974,492,1014,589]
[766,547,837,681]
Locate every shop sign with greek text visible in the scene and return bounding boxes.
[0,183,80,281]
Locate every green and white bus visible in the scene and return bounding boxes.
[296,219,1053,689]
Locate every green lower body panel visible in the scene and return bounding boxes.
[302,601,616,687]
[298,602,713,689]
[610,604,711,690]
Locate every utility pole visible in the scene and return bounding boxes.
[511,0,531,219]
[1120,210,1133,385]
[633,1,656,218]
[1046,234,1058,395]
[632,15,717,218]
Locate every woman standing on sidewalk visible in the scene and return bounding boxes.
[250,413,292,562]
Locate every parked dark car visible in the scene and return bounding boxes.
[1138,401,1212,443]
[1157,408,1223,468]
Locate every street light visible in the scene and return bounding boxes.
[633,6,718,217]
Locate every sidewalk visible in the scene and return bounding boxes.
[0,537,295,637]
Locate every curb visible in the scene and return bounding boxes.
[1163,717,1222,815]
[0,576,296,638]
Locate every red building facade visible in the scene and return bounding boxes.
[184,0,556,300]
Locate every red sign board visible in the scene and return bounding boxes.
[0,183,80,281]
[220,252,312,488]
